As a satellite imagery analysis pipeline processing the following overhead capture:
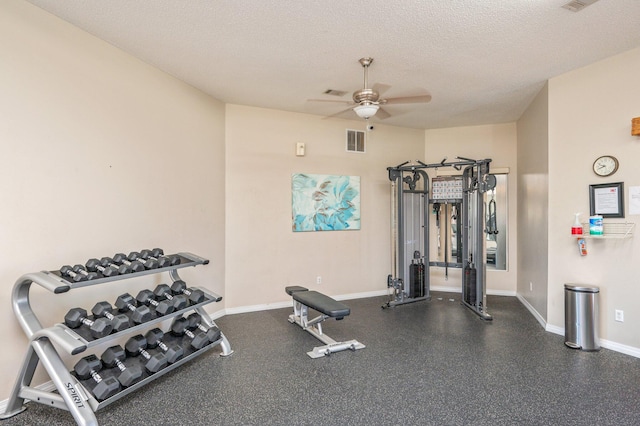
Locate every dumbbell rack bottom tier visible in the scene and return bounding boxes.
[76,336,224,411]
[1,251,231,426]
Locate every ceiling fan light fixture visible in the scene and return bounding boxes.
[353,104,379,119]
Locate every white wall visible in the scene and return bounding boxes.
[0,0,226,400]
[224,104,425,308]
[547,47,640,351]
[516,83,549,319]
[424,123,518,295]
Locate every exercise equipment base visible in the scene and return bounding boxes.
[461,300,493,320]
[382,295,431,309]
[286,286,365,358]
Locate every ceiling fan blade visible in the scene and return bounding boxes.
[382,94,432,104]
[322,107,356,120]
[372,83,392,97]
[376,107,391,119]
[308,98,354,105]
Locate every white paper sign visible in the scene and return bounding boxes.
[594,186,619,214]
[630,186,640,215]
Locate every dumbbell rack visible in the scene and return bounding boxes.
[1,252,232,426]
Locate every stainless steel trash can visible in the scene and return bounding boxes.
[564,284,600,351]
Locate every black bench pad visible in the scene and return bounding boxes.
[292,291,350,318]
[286,286,309,296]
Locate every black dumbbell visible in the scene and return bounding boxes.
[140,248,180,268]
[86,258,119,278]
[145,328,184,364]
[170,280,205,304]
[73,264,100,280]
[73,354,120,401]
[59,265,86,282]
[63,264,100,281]
[125,335,168,373]
[112,253,145,273]
[127,251,158,269]
[91,301,131,332]
[135,249,174,268]
[114,293,152,324]
[101,345,143,387]
[135,290,175,316]
[170,317,209,350]
[153,284,188,310]
[100,257,132,275]
[64,308,113,338]
[187,313,221,343]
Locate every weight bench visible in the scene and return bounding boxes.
[285,286,365,358]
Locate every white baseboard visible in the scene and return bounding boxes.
[519,294,640,359]
[516,293,548,329]
[224,300,292,316]
[546,323,563,335]
[221,287,520,317]
[430,285,460,293]
[431,286,516,297]
[546,324,640,358]
[333,289,389,301]
[222,287,523,316]
[598,339,640,358]
[488,289,517,297]
[222,289,390,316]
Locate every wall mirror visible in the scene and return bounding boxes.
[484,174,508,270]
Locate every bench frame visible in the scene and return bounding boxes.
[286,287,365,358]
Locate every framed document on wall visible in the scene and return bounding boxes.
[589,182,624,218]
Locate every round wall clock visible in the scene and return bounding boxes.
[593,155,619,177]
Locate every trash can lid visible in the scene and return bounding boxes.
[564,283,600,293]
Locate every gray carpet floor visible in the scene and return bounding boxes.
[2,291,640,425]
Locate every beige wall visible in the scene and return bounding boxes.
[0,0,226,400]
[3,0,639,408]
[547,47,640,350]
[224,104,425,308]
[516,83,549,319]
[424,123,518,295]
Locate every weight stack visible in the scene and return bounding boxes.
[409,261,425,298]
[463,266,477,305]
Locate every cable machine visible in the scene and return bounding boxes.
[384,157,495,320]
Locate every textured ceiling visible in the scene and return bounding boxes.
[24,0,640,129]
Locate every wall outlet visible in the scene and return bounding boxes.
[615,310,624,322]
[529,282,533,291]
[316,276,322,284]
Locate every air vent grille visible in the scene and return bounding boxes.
[346,129,365,153]
[562,0,599,12]
[324,89,348,97]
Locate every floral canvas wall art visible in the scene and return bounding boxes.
[292,173,361,232]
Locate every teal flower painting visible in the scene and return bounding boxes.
[292,174,361,232]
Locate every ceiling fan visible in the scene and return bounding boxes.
[309,57,432,120]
